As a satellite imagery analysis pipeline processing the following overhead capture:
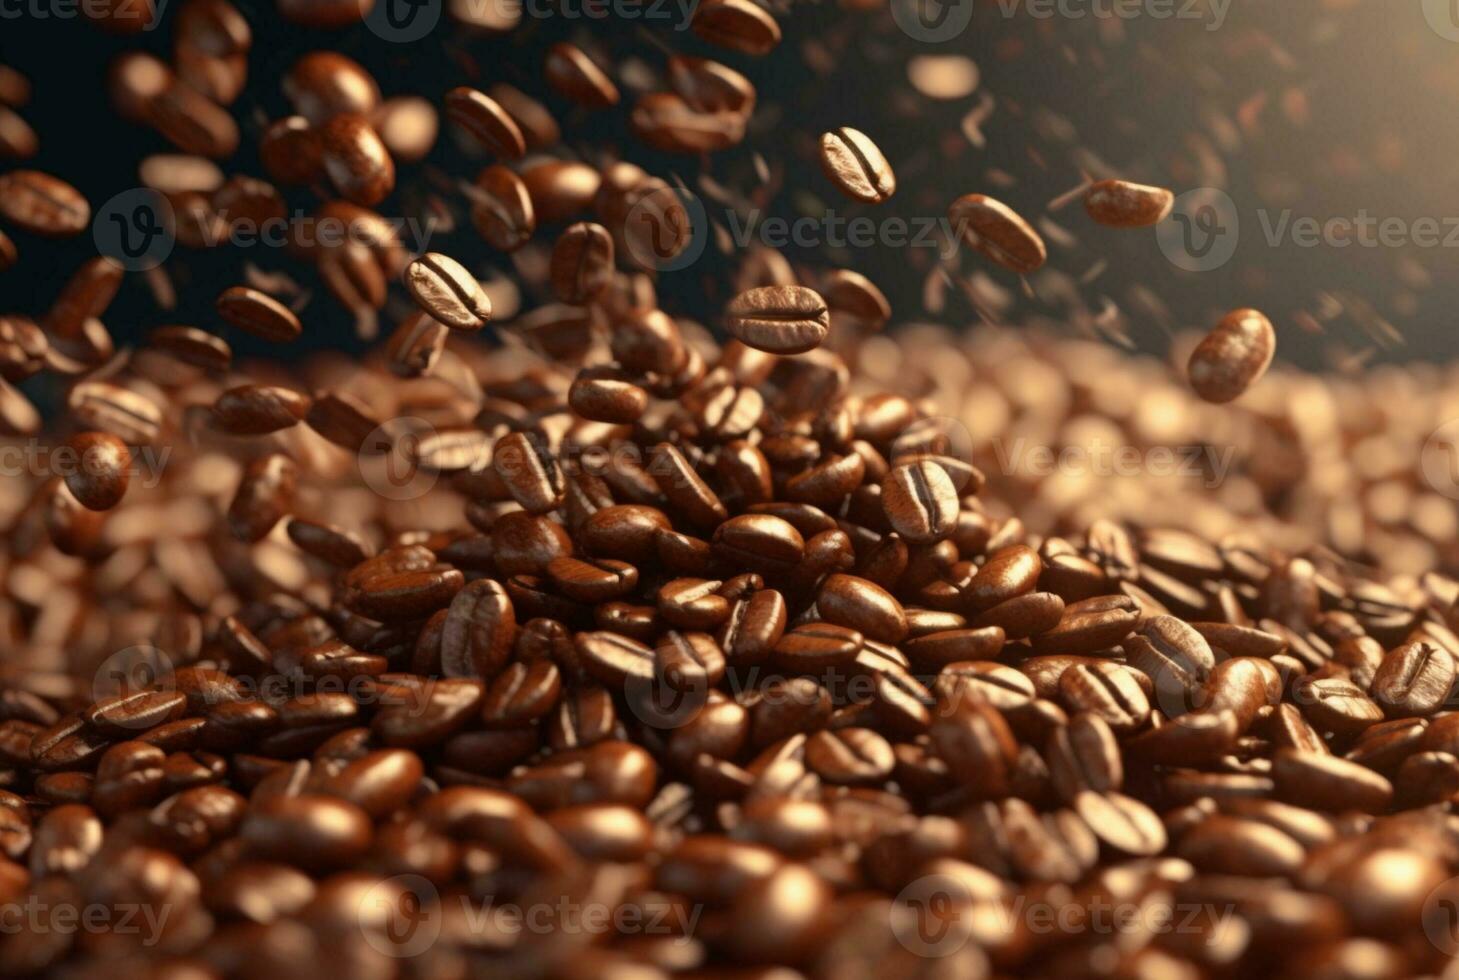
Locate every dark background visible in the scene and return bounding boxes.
[2,0,1457,391]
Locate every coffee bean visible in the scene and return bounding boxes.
[1058,662,1151,734]
[1074,791,1166,856]
[1047,713,1122,800]
[692,0,782,55]
[930,699,1018,797]
[569,368,649,424]
[318,113,394,206]
[718,588,787,666]
[213,384,311,435]
[881,460,958,545]
[1370,641,1455,718]
[227,453,296,542]
[817,574,908,644]
[493,431,565,514]
[948,193,1047,274]
[1031,594,1141,654]
[1187,308,1277,403]
[1083,179,1175,228]
[725,285,830,355]
[470,164,536,250]
[819,127,895,203]
[551,222,614,303]
[444,86,526,159]
[440,579,517,679]
[215,285,303,342]
[403,252,492,331]
[61,431,130,511]
[963,545,1042,613]
[241,794,371,870]
[545,42,620,108]
[0,170,89,236]
[1272,749,1393,813]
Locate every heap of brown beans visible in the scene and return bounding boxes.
[4,4,1459,979]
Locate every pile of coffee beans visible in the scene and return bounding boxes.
[5,4,1459,979]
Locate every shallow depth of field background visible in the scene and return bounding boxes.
[0,0,1454,381]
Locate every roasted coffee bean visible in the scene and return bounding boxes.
[470,163,536,250]
[1272,749,1393,813]
[1047,713,1123,800]
[569,369,649,424]
[1058,663,1151,734]
[881,460,958,545]
[1074,791,1166,856]
[0,170,89,236]
[403,252,491,331]
[692,0,782,55]
[213,384,311,435]
[227,453,297,542]
[550,222,614,303]
[974,592,1065,641]
[1083,179,1175,227]
[1031,594,1142,654]
[1370,641,1455,718]
[930,699,1018,797]
[948,193,1046,274]
[215,285,303,342]
[804,727,894,786]
[963,545,1042,612]
[725,285,830,355]
[1177,813,1303,876]
[317,113,394,205]
[61,431,130,511]
[493,431,565,514]
[444,86,526,159]
[440,579,517,679]
[241,794,372,870]
[545,42,620,108]
[649,442,728,527]
[718,588,787,666]
[1187,308,1277,403]
[819,127,895,203]
[817,574,908,644]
